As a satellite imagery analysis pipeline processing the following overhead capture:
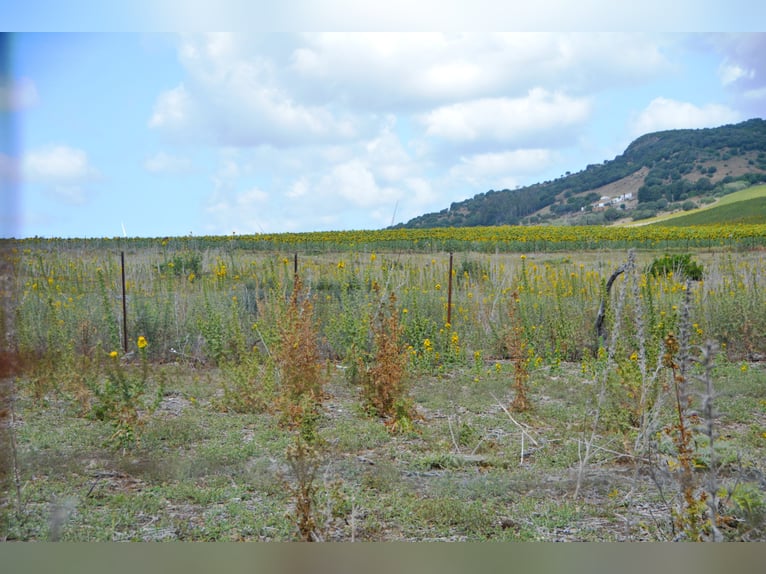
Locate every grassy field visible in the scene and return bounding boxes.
[656,196,766,226]
[4,358,764,542]
[625,185,766,227]
[2,239,765,541]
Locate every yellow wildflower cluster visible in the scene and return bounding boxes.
[214,259,227,279]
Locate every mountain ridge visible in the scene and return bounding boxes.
[396,118,766,228]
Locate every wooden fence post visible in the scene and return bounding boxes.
[447,252,453,325]
[121,251,128,353]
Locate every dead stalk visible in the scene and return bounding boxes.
[447,414,461,454]
[490,392,539,464]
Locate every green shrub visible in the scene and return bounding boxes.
[648,253,704,281]
[159,252,201,277]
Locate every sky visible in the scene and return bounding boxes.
[2,5,766,238]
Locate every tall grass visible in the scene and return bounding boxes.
[9,245,766,377]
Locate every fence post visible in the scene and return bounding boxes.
[121,251,128,353]
[447,252,453,325]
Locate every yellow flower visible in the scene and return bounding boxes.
[109,351,118,358]
[337,261,345,269]
[137,336,148,349]
[629,351,638,362]
[741,364,748,373]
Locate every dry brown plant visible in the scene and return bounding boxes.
[285,436,322,541]
[274,278,330,540]
[359,290,417,433]
[506,291,530,412]
[662,285,714,541]
[274,277,326,438]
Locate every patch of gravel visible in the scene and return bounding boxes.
[156,392,192,417]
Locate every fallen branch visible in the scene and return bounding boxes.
[594,262,628,349]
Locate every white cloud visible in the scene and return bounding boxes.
[719,62,755,86]
[287,177,309,199]
[701,33,766,116]
[48,185,88,205]
[402,177,437,210]
[144,151,193,174]
[22,145,100,206]
[290,33,479,104]
[239,187,269,205]
[199,124,437,232]
[290,33,670,109]
[450,149,553,179]
[421,89,591,145]
[147,32,759,234]
[630,97,742,135]
[149,34,357,146]
[23,146,98,183]
[364,123,416,182]
[444,149,554,192]
[148,84,200,139]
[320,160,402,209]
[0,77,39,111]
[150,33,675,150]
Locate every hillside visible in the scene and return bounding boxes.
[397,118,766,228]
[653,187,766,226]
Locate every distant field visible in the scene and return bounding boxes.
[712,184,766,206]
[624,184,766,227]
[655,195,766,226]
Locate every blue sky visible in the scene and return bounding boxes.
[2,8,766,238]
